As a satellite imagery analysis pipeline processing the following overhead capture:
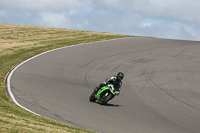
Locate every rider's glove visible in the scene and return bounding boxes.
[99,82,107,88]
[102,82,107,85]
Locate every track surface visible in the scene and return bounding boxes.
[9,37,200,133]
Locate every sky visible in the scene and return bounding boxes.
[0,0,200,41]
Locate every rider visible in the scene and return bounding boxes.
[94,72,124,94]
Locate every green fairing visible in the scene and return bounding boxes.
[95,86,110,100]
[95,84,118,100]
[89,84,119,104]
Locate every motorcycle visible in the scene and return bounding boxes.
[89,84,120,105]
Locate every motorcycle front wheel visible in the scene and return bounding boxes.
[89,92,96,102]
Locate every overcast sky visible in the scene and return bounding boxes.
[0,0,200,41]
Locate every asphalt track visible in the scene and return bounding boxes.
[8,37,200,133]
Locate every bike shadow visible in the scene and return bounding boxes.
[95,102,121,107]
[104,103,121,107]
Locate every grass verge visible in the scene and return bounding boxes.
[0,23,134,132]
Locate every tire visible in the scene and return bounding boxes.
[99,92,113,105]
[89,92,96,102]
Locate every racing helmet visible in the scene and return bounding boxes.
[117,72,124,80]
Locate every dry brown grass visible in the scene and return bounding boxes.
[0,23,119,51]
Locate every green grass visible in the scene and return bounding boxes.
[0,23,135,132]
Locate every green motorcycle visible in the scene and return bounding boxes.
[89,84,120,105]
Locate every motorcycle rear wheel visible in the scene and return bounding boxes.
[99,92,113,105]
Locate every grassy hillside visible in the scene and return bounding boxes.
[0,23,134,132]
